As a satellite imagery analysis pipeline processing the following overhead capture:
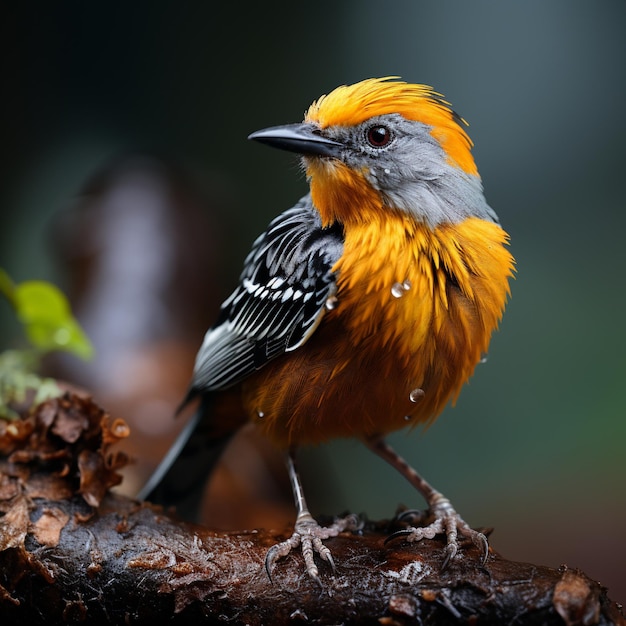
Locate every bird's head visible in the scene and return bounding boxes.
[249,77,497,228]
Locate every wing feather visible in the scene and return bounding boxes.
[190,195,344,391]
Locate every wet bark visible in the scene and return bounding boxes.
[0,392,623,625]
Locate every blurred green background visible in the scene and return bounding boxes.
[1,1,625,604]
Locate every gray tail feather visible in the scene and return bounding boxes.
[136,395,233,522]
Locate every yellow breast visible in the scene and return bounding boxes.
[333,213,513,426]
[243,213,513,447]
[336,214,512,353]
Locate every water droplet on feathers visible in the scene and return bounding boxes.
[391,280,411,298]
[409,388,425,403]
[391,283,404,298]
[325,295,338,310]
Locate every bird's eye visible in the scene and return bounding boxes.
[365,125,392,148]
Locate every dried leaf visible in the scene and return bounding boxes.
[50,405,89,444]
[30,507,70,547]
[1,392,130,508]
[24,474,74,502]
[101,417,130,445]
[78,450,107,507]
[553,568,601,626]
[0,495,29,550]
[0,418,34,455]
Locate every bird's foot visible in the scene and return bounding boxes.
[385,496,488,569]
[265,513,361,583]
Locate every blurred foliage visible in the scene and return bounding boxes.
[0,268,93,359]
[0,268,93,419]
[0,350,61,419]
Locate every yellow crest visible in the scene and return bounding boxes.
[305,77,477,175]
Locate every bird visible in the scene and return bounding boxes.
[138,77,514,582]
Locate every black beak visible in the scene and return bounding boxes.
[248,123,343,158]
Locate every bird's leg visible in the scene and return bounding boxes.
[366,437,488,569]
[264,448,360,583]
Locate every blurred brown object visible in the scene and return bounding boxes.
[202,423,294,530]
[44,155,222,495]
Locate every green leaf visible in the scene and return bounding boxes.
[1,271,93,360]
[14,280,94,359]
[0,272,92,418]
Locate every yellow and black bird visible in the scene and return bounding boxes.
[140,77,514,581]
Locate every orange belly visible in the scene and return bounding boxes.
[242,215,513,448]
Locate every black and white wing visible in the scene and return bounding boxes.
[191,195,344,392]
[137,195,343,511]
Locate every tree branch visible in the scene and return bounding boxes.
[0,392,623,625]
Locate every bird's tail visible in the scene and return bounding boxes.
[136,395,234,521]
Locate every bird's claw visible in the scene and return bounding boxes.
[396,508,429,525]
[265,513,361,582]
[387,499,489,569]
